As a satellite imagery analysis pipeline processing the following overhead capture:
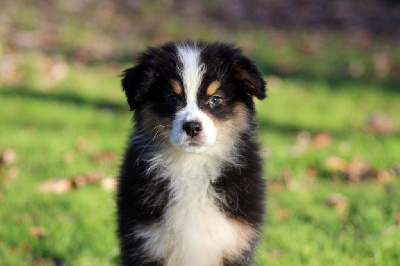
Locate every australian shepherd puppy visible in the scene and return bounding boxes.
[117,41,266,266]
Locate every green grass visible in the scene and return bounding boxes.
[1,4,400,261]
[1,53,399,265]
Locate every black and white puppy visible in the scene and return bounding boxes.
[117,41,266,266]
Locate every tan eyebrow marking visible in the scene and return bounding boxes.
[171,79,182,95]
[206,81,221,96]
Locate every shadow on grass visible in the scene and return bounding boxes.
[0,87,127,112]
[255,60,400,95]
[257,119,348,137]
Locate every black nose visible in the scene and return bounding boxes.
[182,121,202,138]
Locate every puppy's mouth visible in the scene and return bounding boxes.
[170,135,212,153]
[187,140,202,147]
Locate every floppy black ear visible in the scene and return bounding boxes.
[232,55,267,100]
[121,61,154,111]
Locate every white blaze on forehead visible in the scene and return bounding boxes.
[176,44,205,103]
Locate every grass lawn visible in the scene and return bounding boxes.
[1,40,400,265]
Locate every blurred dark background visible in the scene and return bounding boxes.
[1,0,399,84]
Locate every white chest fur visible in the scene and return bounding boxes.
[136,150,254,266]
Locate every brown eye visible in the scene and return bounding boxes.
[166,94,180,105]
[209,95,222,106]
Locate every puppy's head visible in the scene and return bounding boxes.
[122,42,266,153]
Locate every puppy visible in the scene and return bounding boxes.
[117,41,266,266]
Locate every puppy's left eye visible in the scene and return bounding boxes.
[166,94,180,105]
[209,95,222,106]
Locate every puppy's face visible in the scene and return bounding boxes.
[122,42,266,153]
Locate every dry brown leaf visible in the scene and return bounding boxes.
[305,166,317,179]
[2,148,16,165]
[277,209,291,220]
[30,226,46,238]
[37,172,106,193]
[33,258,55,264]
[268,180,285,192]
[22,243,31,251]
[37,178,73,194]
[100,178,117,191]
[366,111,397,135]
[71,175,87,188]
[0,192,3,202]
[91,151,116,164]
[8,166,19,179]
[325,156,390,181]
[395,212,400,224]
[281,166,301,190]
[393,165,400,177]
[346,158,372,182]
[75,137,91,151]
[312,133,332,148]
[290,131,311,156]
[83,172,104,184]
[326,193,348,213]
[376,169,396,182]
[10,246,18,254]
[325,156,349,172]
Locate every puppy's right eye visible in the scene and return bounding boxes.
[166,94,180,105]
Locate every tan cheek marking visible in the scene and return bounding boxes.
[202,103,249,141]
[206,81,221,96]
[217,103,250,135]
[171,79,182,95]
[223,219,257,261]
[229,103,250,131]
[139,106,173,142]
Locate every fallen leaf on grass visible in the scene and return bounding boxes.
[8,166,19,179]
[33,258,63,264]
[282,166,302,190]
[325,156,349,172]
[290,132,333,156]
[22,243,31,251]
[346,158,372,182]
[83,172,104,183]
[71,175,87,188]
[325,156,385,182]
[91,151,116,164]
[395,212,400,224]
[10,246,18,254]
[75,137,91,152]
[37,172,113,193]
[268,180,285,192]
[0,192,3,202]
[277,209,291,220]
[393,164,400,176]
[289,131,310,156]
[1,148,16,165]
[312,133,332,148]
[305,166,317,179]
[30,226,46,238]
[37,178,73,194]
[100,178,117,191]
[326,193,348,214]
[366,111,397,135]
[376,169,396,182]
